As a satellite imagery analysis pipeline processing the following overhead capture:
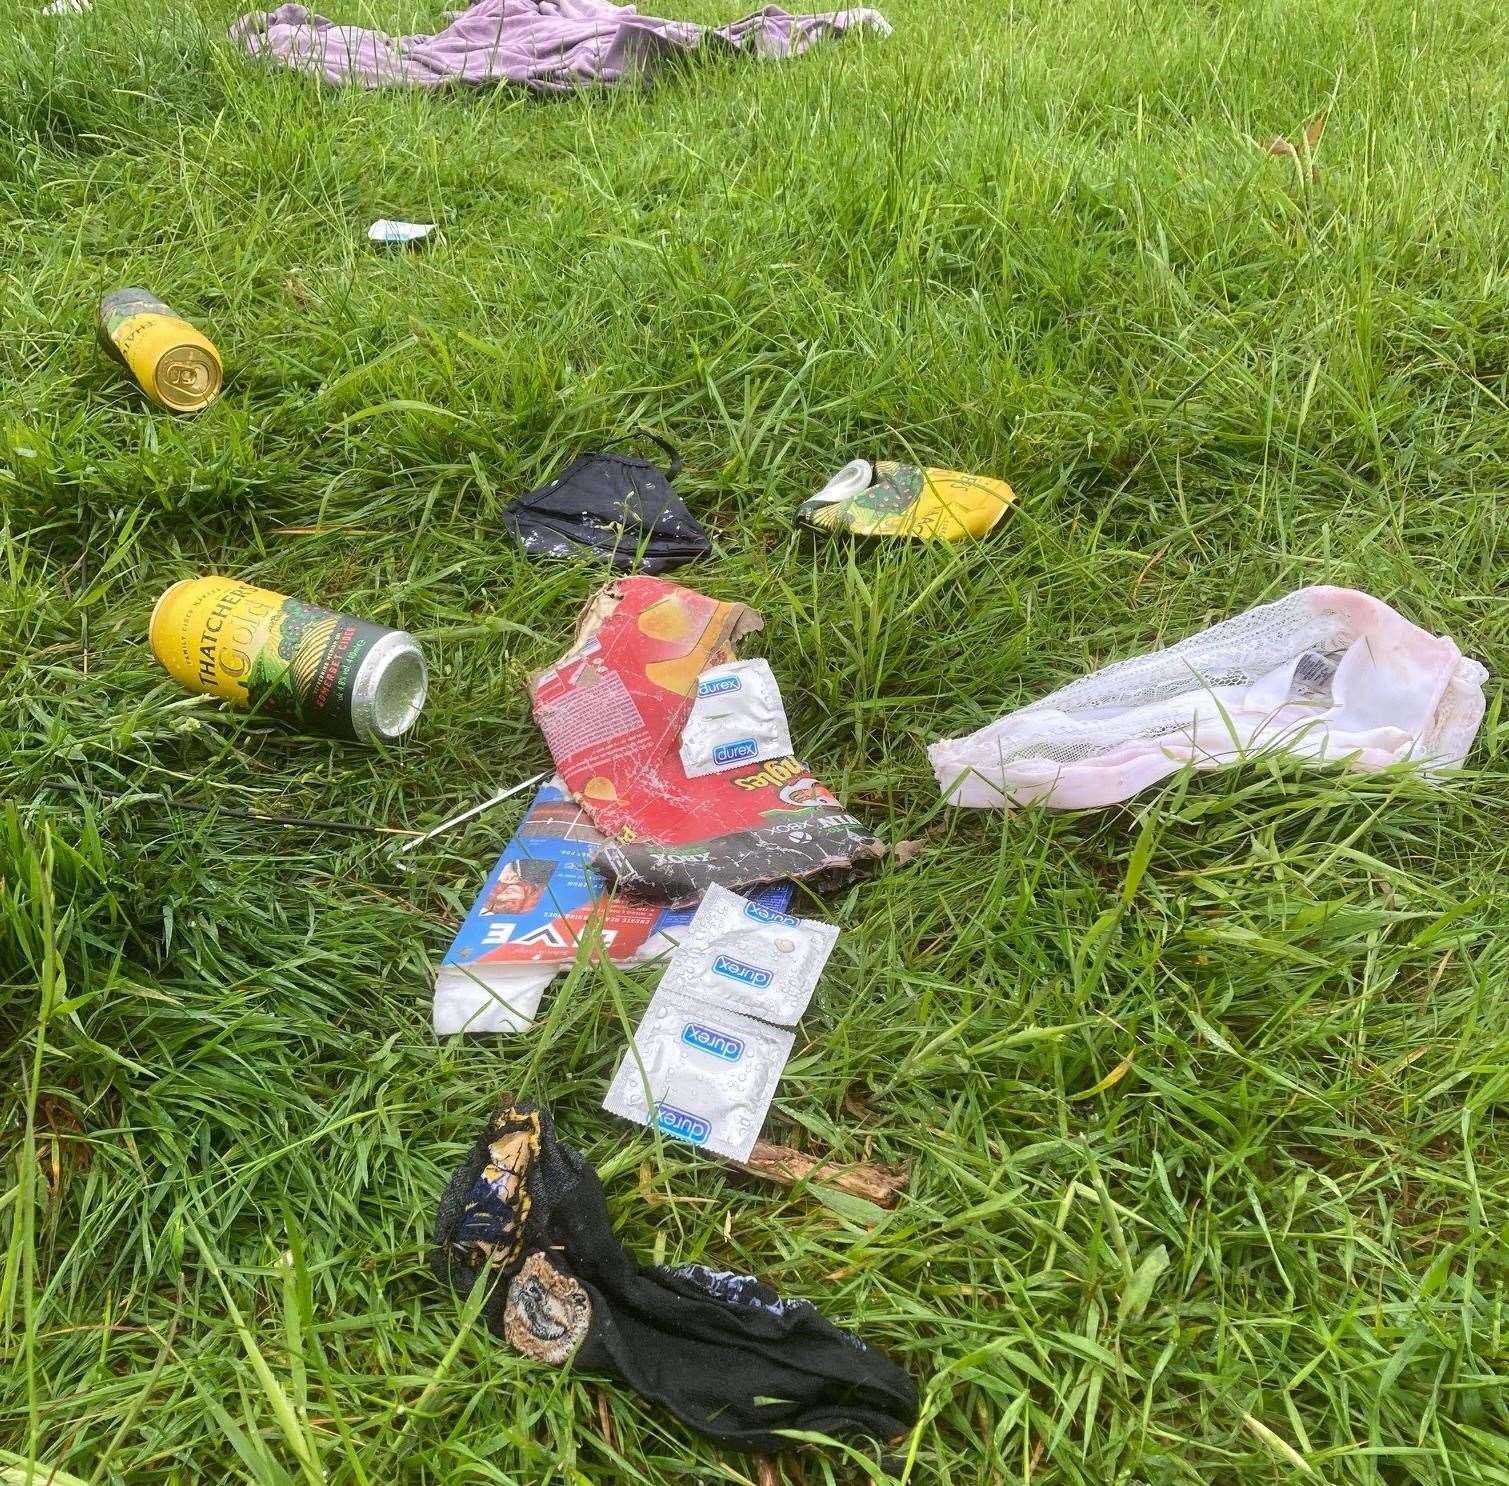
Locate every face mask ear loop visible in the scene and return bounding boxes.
[596,430,684,481]
[806,458,872,506]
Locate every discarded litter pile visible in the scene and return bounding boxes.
[530,576,883,899]
[930,586,1488,809]
[230,0,891,94]
[92,113,1495,1464]
[432,779,794,1034]
[432,1096,918,1449]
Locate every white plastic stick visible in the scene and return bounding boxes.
[395,772,546,859]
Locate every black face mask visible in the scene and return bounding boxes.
[431,1097,919,1455]
[502,435,711,574]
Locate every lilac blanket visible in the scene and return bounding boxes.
[229,0,890,93]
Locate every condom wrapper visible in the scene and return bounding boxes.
[602,986,793,1161]
[657,884,836,1026]
[679,660,794,778]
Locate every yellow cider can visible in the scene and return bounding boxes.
[98,288,222,412]
[149,576,428,743]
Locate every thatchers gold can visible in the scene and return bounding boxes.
[98,288,222,412]
[149,577,427,743]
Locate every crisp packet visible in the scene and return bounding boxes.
[602,986,793,1161]
[657,883,838,1026]
[679,659,794,778]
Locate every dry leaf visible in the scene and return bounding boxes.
[842,1083,875,1122]
[1241,1411,1314,1474]
[36,1096,91,1202]
[892,838,928,866]
[738,1140,909,1208]
[1069,1052,1135,1101]
[1381,1044,1430,1080]
[1262,112,1327,180]
[1131,545,1168,602]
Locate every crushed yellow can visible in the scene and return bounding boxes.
[798,459,1015,542]
[98,288,222,413]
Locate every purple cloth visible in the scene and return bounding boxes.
[229,0,890,93]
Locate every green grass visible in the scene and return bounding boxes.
[4,0,1509,1478]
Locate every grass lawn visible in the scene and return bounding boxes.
[4,0,1509,1478]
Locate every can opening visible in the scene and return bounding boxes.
[372,649,428,740]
